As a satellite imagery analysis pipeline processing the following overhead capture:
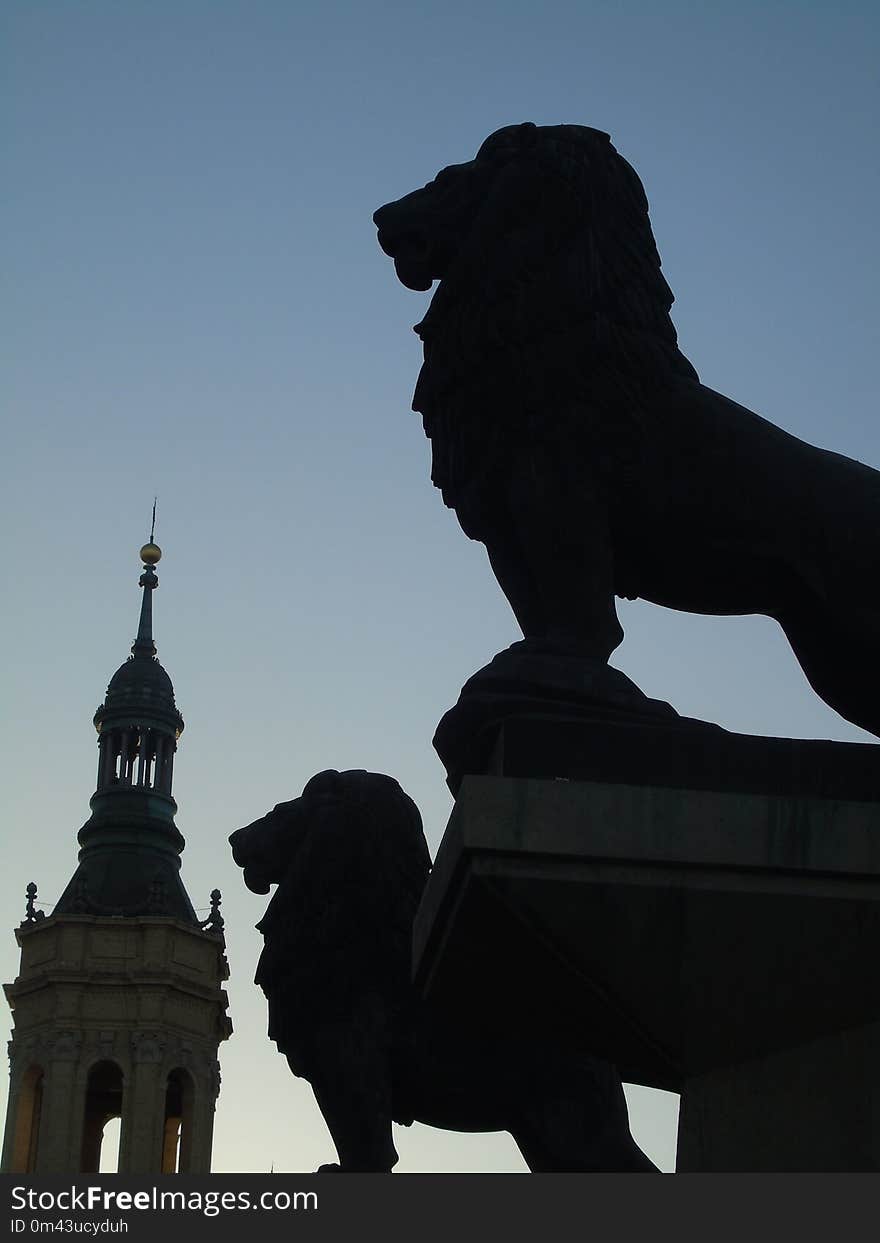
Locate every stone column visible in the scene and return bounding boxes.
[121,1032,166,1173]
[34,1032,83,1173]
[96,736,107,788]
[151,735,163,792]
[136,731,148,788]
[1,1041,47,1173]
[183,1057,220,1173]
[119,731,131,785]
[106,732,120,784]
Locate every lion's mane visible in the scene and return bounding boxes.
[407,122,699,539]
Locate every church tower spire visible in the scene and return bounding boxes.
[2,536,232,1174]
[52,536,193,922]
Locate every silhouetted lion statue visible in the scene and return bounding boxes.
[375,122,880,738]
[230,768,656,1172]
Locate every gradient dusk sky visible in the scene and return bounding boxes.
[3,1,877,1172]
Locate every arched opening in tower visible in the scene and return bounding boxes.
[162,1068,194,1173]
[8,1063,44,1172]
[80,1060,124,1173]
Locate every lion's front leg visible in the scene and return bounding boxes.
[487,440,623,660]
[297,1009,399,1173]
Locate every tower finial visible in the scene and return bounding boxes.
[140,500,161,569]
[134,513,162,657]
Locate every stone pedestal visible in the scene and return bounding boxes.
[414,718,880,1171]
[676,1022,880,1171]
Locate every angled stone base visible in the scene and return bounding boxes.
[413,720,880,1171]
[676,1021,880,1171]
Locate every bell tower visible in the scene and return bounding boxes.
[2,536,232,1174]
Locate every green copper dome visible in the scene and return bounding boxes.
[95,654,184,737]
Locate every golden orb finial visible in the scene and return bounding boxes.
[140,542,162,565]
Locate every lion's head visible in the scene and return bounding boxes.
[230,769,430,1038]
[374,122,698,533]
[230,795,300,896]
[231,767,428,900]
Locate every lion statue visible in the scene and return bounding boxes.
[374,122,880,739]
[229,768,656,1172]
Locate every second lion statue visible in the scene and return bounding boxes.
[374,122,880,739]
[230,768,656,1172]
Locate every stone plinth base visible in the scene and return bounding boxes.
[677,1022,880,1171]
[413,722,880,1171]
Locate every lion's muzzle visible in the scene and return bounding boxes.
[229,809,296,894]
[241,865,272,895]
[228,826,270,894]
[374,200,440,291]
[375,232,435,292]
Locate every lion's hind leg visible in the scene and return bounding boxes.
[510,1068,658,1173]
[779,600,880,740]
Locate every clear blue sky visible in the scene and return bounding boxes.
[2,1,877,1172]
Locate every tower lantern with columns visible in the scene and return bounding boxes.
[2,537,232,1174]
